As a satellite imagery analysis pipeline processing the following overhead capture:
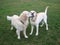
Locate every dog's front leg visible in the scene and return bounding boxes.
[16,30,20,39]
[44,19,48,30]
[36,24,39,36]
[30,25,34,35]
[23,28,28,38]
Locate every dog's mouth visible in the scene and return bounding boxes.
[29,13,34,18]
[31,13,34,17]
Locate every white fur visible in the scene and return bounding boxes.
[7,11,32,39]
[30,6,49,36]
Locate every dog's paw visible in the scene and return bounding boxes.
[11,27,13,30]
[40,25,43,27]
[25,36,28,38]
[30,33,32,35]
[35,33,38,36]
[17,37,20,39]
[46,28,48,30]
[11,28,13,30]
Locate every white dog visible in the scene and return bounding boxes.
[7,11,32,39]
[29,6,49,36]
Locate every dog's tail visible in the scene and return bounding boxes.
[7,16,12,21]
[45,6,49,14]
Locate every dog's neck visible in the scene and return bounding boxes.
[19,14,28,24]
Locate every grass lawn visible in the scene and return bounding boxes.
[0,0,60,45]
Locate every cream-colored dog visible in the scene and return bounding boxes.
[7,11,32,39]
[30,6,49,36]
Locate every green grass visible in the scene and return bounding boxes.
[0,0,60,45]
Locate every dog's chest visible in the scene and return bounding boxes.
[30,19,36,25]
[30,16,37,25]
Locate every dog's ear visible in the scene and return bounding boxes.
[22,13,27,21]
[30,10,37,16]
[7,16,12,21]
[19,13,27,21]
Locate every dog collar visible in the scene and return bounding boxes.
[20,20,24,24]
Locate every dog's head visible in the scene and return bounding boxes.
[21,11,32,18]
[30,10,37,18]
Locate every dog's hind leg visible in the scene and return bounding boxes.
[16,30,20,39]
[30,25,34,35]
[44,19,48,30]
[40,21,44,27]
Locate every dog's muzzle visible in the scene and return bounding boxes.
[29,13,34,18]
[31,13,34,17]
